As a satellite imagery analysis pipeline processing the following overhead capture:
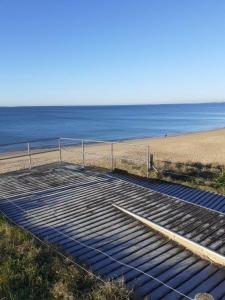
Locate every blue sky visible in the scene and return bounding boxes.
[0,0,225,106]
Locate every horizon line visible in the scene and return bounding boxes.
[0,100,225,108]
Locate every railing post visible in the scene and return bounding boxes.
[27,142,32,170]
[150,154,154,170]
[58,138,62,163]
[111,143,114,171]
[82,139,85,169]
[147,145,150,178]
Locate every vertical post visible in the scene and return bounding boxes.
[58,138,62,163]
[111,143,114,171]
[147,146,150,178]
[82,139,85,169]
[27,142,32,170]
[150,154,154,170]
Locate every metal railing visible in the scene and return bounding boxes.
[60,138,151,176]
[0,136,223,190]
[0,138,60,173]
[0,137,152,176]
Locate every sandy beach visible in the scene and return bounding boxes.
[0,128,225,174]
[134,127,225,165]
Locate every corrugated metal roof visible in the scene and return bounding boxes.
[0,165,225,300]
[113,173,225,215]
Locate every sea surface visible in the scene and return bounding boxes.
[0,103,225,148]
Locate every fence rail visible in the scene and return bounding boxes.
[60,138,151,175]
[0,138,152,176]
[0,137,223,189]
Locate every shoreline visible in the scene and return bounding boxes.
[1,125,225,149]
[116,126,225,144]
[0,127,225,174]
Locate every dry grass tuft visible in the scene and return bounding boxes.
[0,215,132,300]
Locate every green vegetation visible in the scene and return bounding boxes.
[152,170,225,195]
[158,166,225,195]
[0,215,132,300]
[113,159,225,195]
[211,172,225,194]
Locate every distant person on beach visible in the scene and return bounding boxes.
[165,133,167,138]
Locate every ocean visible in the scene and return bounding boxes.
[0,103,225,146]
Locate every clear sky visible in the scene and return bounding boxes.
[0,0,225,106]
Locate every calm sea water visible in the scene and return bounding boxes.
[0,103,225,147]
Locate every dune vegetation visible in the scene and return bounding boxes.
[0,215,132,300]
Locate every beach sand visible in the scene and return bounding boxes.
[1,128,225,174]
[136,127,225,165]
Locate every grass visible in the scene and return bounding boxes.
[113,159,225,195]
[0,215,132,300]
[162,169,225,195]
[153,170,225,195]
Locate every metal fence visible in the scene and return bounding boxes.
[60,138,150,177]
[0,138,60,173]
[0,138,151,177]
[0,137,223,188]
